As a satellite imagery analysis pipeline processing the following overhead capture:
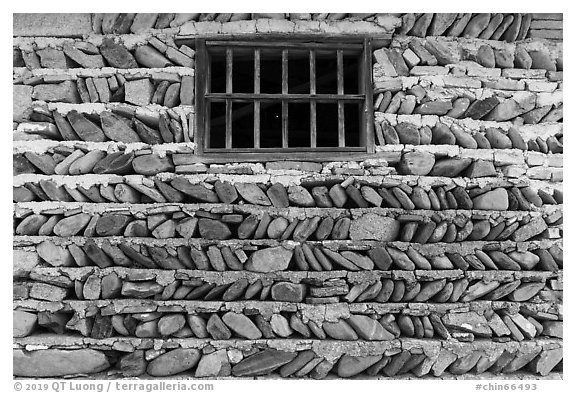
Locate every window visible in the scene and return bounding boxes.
[194,38,374,159]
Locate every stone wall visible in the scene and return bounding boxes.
[13,13,562,379]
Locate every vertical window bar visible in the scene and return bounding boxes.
[337,49,345,147]
[254,49,261,149]
[282,49,288,148]
[225,47,233,149]
[309,49,317,148]
[204,47,211,149]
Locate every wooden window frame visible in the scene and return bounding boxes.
[195,37,375,162]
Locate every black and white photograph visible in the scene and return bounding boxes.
[10,6,565,387]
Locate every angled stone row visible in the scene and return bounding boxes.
[14,302,562,342]
[19,263,560,304]
[376,120,563,151]
[13,173,563,212]
[24,232,563,271]
[15,107,190,143]
[16,73,193,108]
[13,338,563,378]
[14,36,194,70]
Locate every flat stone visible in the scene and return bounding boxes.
[346,315,394,341]
[100,38,138,68]
[429,158,472,177]
[171,178,219,202]
[121,281,164,298]
[14,349,110,377]
[232,349,297,377]
[147,348,201,377]
[511,216,547,242]
[266,183,289,208]
[431,123,456,144]
[67,110,106,142]
[415,100,452,115]
[14,310,37,338]
[245,246,293,272]
[288,185,315,207]
[270,282,306,302]
[398,151,435,176]
[485,128,513,149]
[222,312,262,339]
[464,96,500,120]
[337,355,382,377]
[157,314,186,336]
[124,79,154,106]
[134,45,173,68]
[442,311,492,337]
[466,160,497,178]
[195,349,230,377]
[35,240,74,268]
[33,80,80,103]
[120,350,147,377]
[395,122,420,144]
[198,219,232,240]
[349,214,400,241]
[53,213,91,236]
[472,188,509,210]
[236,183,271,205]
[132,154,174,175]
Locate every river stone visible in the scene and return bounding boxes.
[442,312,491,337]
[36,240,75,267]
[267,217,289,238]
[463,13,491,38]
[395,122,420,145]
[100,37,138,68]
[447,97,471,119]
[475,44,495,68]
[119,350,147,377]
[195,349,231,377]
[337,355,383,377]
[14,349,110,377]
[100,111,141,142]
[147,348,201,377]
[288,185,315,207]
[429,13,458,35]
[466,160,497,178]
[171,178,219,202]
[245,246,293,272]
[398,151,435,175]
[67,110,106,142]
[132,154,174,175]
[511,216,547,242]
[266,183,289,208]
[451,124,477,148]
[157,314,186,336]
[472,188,509,210]
[222,312,262,339]
[464,96,500,120]
[214,181,238,204]
[485,128,513,149]
[349,214,400,241]
[484,94,536,122]
[236,183,271,205]
[529,50,556,72]
[53,213,92,236]
[198,219,232,240]
[415,100,452,115]
[431,123,456,144]
[14,310,37,337]
[232,349,297,377]
[430,158,472,177]
[347,315,395,341]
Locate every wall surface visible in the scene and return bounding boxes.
[13,13,562,379]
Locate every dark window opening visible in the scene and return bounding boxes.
[197,39,374,156]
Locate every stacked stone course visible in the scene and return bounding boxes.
[13,13,562,379]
